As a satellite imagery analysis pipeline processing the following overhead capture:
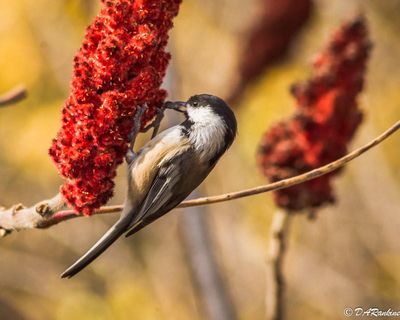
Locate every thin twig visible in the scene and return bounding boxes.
[0,120,398,235]
[265,210,292,320]
[0,85,27,107]
[90,119,400,214]
[179,120,400,208]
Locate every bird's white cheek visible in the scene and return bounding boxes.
[190,124,226,161]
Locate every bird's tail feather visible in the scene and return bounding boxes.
[125,220,146,237]
[61,215,132,279]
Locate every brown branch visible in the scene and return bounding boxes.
[93,119,400,213]
[180,120,399,207]
[265,210,292,320]
[0,194,65,236]
[0,120,398,235]
[0,85,27,107]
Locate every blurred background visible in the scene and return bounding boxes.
[0,0,399,319]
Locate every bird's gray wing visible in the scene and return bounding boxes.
[125,150,208,237]
[132,163,179,223]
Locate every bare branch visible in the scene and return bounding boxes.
[96,119,400,213]
[0,121,398,235]
[0,85,27,107]
[0,194,65,236]
[179,120,400,208]
[265,210,292,320]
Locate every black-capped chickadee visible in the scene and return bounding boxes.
[61,94,237,278]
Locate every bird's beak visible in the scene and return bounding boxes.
[164,101,187,113]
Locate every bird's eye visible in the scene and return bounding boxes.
[192,101,198,107]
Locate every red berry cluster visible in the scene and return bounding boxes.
[50,0,181,215]
[257,16,371,211]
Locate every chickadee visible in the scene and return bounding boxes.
[61,94,237,278]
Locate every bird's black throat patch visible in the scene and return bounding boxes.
[180,119,194,137]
